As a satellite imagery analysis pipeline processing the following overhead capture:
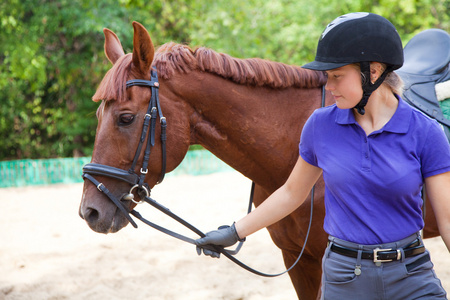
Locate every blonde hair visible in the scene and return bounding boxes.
[384,71,404,96]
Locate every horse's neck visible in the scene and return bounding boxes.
[173,72,323,190]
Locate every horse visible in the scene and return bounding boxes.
[79,22,441,300]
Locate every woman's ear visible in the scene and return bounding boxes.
[369,62,385,83]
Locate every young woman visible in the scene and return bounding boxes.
[195,12,450,299]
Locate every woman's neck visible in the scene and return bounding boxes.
[353,86,399,135]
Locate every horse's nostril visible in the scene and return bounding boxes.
[84,208,100,224]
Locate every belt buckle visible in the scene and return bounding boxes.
[373,248,396,263]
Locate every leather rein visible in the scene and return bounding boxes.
[82,69,325,277]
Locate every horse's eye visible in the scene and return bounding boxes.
[118,114,135,126]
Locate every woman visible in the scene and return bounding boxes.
[195,12,450,299]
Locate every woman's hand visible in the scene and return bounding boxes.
[195,223,243,258]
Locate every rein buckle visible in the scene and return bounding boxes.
[96,183,105,192]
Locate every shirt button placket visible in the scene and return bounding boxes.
[362,136,371,170]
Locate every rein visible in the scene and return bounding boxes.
[82,70,325,277]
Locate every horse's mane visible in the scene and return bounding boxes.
[155,42,326,88]
[93,54,133,102]
[93,42,326,102]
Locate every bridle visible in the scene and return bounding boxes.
[82,69,166,228]
[82,68,325,277]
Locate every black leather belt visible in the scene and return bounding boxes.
[330,239,425,263]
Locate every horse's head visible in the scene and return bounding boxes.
[79,22,190,233]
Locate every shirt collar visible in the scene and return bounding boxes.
[336,95,412,134]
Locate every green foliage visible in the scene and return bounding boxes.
[0,0,136,159]
[1,0,448,159]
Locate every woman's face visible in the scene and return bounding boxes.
[325,64,363,109]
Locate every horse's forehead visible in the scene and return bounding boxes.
[96,100,119,119]
[95,100,119,122]
[97,88,151,119]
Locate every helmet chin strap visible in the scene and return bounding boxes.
[354,62,394,115]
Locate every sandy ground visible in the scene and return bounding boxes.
[0,171,448,300]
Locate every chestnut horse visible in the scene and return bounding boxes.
[79,22,440,299]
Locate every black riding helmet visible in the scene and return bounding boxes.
[303,12,404,115]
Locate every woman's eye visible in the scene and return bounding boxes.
[118,114,135,126]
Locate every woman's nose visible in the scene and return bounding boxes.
[325,81,333,91]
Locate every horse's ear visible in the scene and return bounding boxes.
[103,28,125,64]
[132,21,155,77]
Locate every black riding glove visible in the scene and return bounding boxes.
[195,223,244,258]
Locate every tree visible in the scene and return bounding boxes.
[0,0,133,159]
[1,0,448,160]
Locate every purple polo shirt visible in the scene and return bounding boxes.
[299,96,450,244]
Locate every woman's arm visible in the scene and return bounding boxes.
[235,156,322,239]
[425,171,450,252]
[195,156,322,256]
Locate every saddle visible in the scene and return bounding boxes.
[396,29,450,140]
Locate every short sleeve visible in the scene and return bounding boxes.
[299,111,319,167]
[420,121,450,178]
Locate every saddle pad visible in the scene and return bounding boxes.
[436,80,450,101]
[440,99,450,120]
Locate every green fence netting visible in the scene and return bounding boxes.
[0,150,233,188]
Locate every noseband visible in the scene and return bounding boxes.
[82,69,166,228]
